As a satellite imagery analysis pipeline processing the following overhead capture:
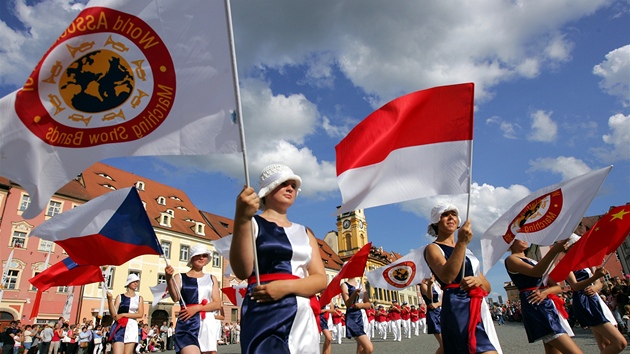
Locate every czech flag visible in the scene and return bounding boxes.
[30,187,163,266]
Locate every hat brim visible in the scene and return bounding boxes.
[187,252,211,267]
[258,174,302,199]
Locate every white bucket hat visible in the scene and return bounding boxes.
[427,203,460,237]
[258,164,302,201]
[187,244,211,267]
[125,274,140,287]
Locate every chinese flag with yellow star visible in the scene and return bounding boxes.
[549,205,630,282]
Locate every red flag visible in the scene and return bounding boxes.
[221,285,248,307]
[29,257,104,318]
[319,242,372,306]
[549,205,630,282]
[335,83,473,214]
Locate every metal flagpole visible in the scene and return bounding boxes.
[462,139,474,277]
[225,0,261,286]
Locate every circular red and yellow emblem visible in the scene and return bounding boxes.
[15,7,175,147]
[503,189,564,244]
[383,261,416,288]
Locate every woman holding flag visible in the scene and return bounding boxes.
[231,164,327,354]
[341,277,373,354]
[165,244,222,354]
[566,265,627,353]
[505,238,582,353]
[106,274,144,354]
[423,203,502,354]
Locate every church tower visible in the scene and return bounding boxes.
[336,209,368,260]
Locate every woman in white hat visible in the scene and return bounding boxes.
[423,203,502,354]
[165,244,221,354]
[231,164,327,354]
[106,274,144,354]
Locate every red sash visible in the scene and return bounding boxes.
[108,317,128,341]
[520,287,568,319]
[189,299,209,320]
[248,273,321,331]
[444,284,487,354]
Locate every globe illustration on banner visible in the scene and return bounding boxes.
[59,49,135,113]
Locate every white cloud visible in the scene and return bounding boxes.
[593,45,630,106]
[527,110,557,142]
[230,0,610,106]
[527,156,592,180]
[486,116,519,139]
[600,113,630,161]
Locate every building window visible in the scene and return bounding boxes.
[136,181,145,191]
[39,240,54,252]
[212,252,221,268]
[180,245,190,262]
[10,231,27,248]
[46,201,62,217]
[19,194,31,211]
[195,223,205,235]
[4,270,18,290]
[166,209,174,217]
[57,286,70,293]
[30,272,41,291]
[100,267,115,289]
[157,196,166,205]
[161,241,171,258]
[157,274,166,284]
[159,214,172,227]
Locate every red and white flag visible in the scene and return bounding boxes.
[319,242,371,306]
[222,285,248,307]
[549,205,630,282]
[0,0,240,219]
[335,83,474,214]
[480,166,612,274]
[366,246,430,291]
[150,283,170,308]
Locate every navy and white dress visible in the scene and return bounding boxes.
[240,215,319,354]
[422,283,442,334]
[174,273,219,353]
[506,257,573,343]
[426,244,502,354]
[572,268,617,327]
[344,282,368,339]
[111,294,139,343]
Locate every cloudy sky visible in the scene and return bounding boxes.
[1,0,628,300]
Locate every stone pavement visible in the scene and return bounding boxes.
[164,322,630,353]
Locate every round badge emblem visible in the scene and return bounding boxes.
[383,261,416,288]
[503,189,563,244]
[15,7,176,147]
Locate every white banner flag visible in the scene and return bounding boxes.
[0,0,240,219]
[213,235,233,277]
[366,246,430,291]
[0,249,15,302]
[481,166,612,274]
[150,283,170,308]
[62,286,75,321]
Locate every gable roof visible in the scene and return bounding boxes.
[317,238,344,271]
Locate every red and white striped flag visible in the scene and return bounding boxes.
[335,83,474,214]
